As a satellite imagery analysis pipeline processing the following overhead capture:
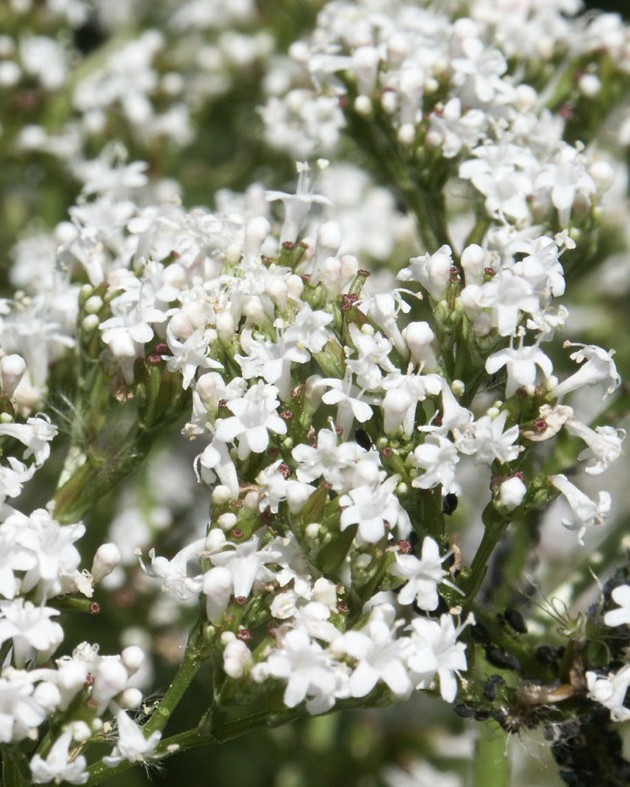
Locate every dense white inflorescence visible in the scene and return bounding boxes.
[0,0,629,782]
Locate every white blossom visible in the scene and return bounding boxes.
[0,599,63,667]
[586,666,630,722]
[102,710,162,767]
[340,476,411,544]
[264,628,348,715]
[336,617,412,699]
[391,537,454,611]
[549,473,611,544]
[604,585,630,628]
[30,728,88,785]
[214,381,287,459]
[406,614,472,703]
[552,342,621,400]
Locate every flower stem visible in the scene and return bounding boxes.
[85,624,206,785]
[474,722,510,787]
[461,504,510,607]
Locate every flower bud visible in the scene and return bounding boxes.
[91,660,129,712]
[0,354,26,397]
[121,646,145,675]
[499,476,527,511]
[244,216,271,261]
[216,312,235,343]
[119,688,143,709]
[461,244,486,286]
[212,485,234,505]
[402,322,437,369]
[91,543,121,583]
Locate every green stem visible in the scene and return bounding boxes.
[143,627,206,738]
[1,746,30,787]
[86,624,206,785]
[86,728,210,786]
[474,722,510,787]
[461,505,510,608]
[53,457,107,523]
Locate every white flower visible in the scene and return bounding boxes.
[359,292,412,357]
[419,381,472,436]
[0,415,57,466]
[236,327,310,400]
[549,473,611,544]
[214,381,287,459]
[604,585,630,628]
[459,143,537,223]
[565,420,625,475]
[319,370,379,436]
[398,245,454,302]
[10,509,85,599]
[337,618,412,699]
[90,658,130,715]
[485,340,553,398]
[164,324,223,390]
[340,476,411,544]
[266,162,332,243]
[406,614,471,703]
[521,403,573,442]
[346,324,396,391]
[292,426,364,490]
[257,461,315,515]
[202,567,233,624]
[455,410,521,465]
[401,322,438,370]
[552,342,621,400]
[381,372,442,438]
[100,296,167,384]
[208,533,283,600]
[429,97,487,158]
[391,537,454,611]
[222,635,253,679]
[0,669,55,742]
[535,143,596,227]
[0,599,63,667]
[91,543,122,584]
[265,628,348,714]
[30,728,88,785]
[410,435,459,493]
[0,354,26,398]
[283,304,333,353]
[102,710,162,767]
[195,436,239,499]
[0,458,37,505]
[586,666,630,722]
[148,538,205,601]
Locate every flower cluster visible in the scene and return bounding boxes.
[0,0,630,784]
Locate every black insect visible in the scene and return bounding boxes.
[442,492,458,516]
[505,607,528,634]
[354,428,373,451]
